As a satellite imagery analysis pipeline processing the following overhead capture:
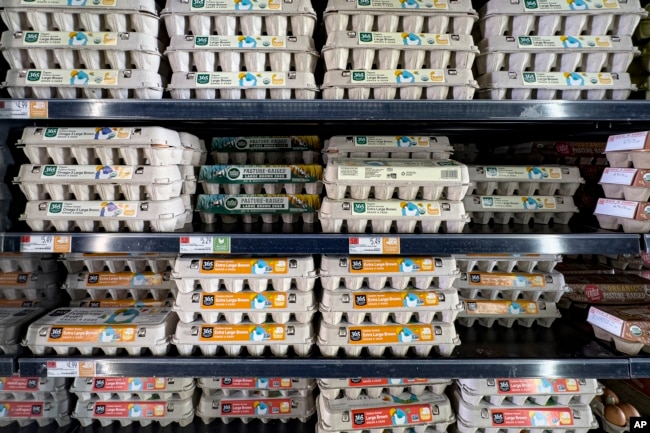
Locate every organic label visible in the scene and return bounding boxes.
[335,159,461,181]
[523,0,619,11]
[199,258,289,275]
[348,238,401,254]
[41,127,132,141]
[349,69,445,85]
[490,408,574,427]
[26,69,119,86]
[352,136,432,148]
[606,131,650,152]
[349,201,443,218]
[47,325,138,343]
[0,378,41,392]
[0,402,44,418]
[348,325,434,344]
[194,35,286,48]
[463,300,539,315]
[92,377,167,392]
[517,35,613,49]
[220,378,293,389]
[481,166,563,180]
[39,165,134,180]
[478,196,557,210]
[351,403,433,427]
[220,398,291,416]
[211,136,320,152]
[356,0,448,10]
[347,257,437,273]
[353,291,439,309]
[600,168,637,185]
[83,272,163,287]
[195,72,287,88]
[199,165,321,183]
[594,198,638,219]
[495,379,581,395]
[92,402,166,418]
[466,272,547,288]
[348,378,429,387]
[196,194,320,214]
[21,0,116,6]
[45,201,138,218]
[199,324,286,342]
[200,292,287,310]
[357,32,450,46]
[22,31,118,47]
[190,0,283,11]
[521,72,616,87]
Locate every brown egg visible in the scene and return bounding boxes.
[618,403,640,421]
[604,405,627,427]
[602,388,620,406]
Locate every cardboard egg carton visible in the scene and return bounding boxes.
[1,31,163,72]
[0,0,160,35]
[70,299,170,308]
[61,253,176,273]
[199,378,315,397]
[454,271,569,302]
[318,378,452,399]
[458,299,561,328]
[63,271,176,301]
[173,320,315,356]
[73,397,195,427]
[463,195,578,224]
[23,307,178,356]
[0,253,57,273]
[594,198,650,232]
[322,68,477,100]
[197,193,320,224]
[323,135,453,162]
[0,377,67,400]
[319,198,470,233]
[323,31,478,71]
[468,165,584,196]
[453,254,561,273]
[318,320,459,357]
[179,132,207,166]
[600,168,650,201]
[199,164,322,195]
[0,395,71,427]
[477,71,635,100]
[212,135,320,165]
[0,271,59,300]
[3,69,164,99]
[71,377,196,402]
[598,253,650,270]
[179,165,198,196]
[0,308,46,354]
[590,400,630,433]
[606,151,650,169]
[565,273,650,305]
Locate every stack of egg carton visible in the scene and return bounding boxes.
[14,126,203,232]
[71,376,196,427]
[197,135,322,225]
[163,0,318,99]
[321,0,479,99]
[0,376,71,428]
[172,256,317,357]
[475,0,646,100]
[0,144,13,232]
[452,379,600,433]
[0,0,165,99]
[453,254,565,328]
[196,378,315,424]
[317,255,461,357]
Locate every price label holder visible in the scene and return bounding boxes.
[349,237,400,254]
[46,360,96,377]
[0,100,48,119]
[179,236,231,254]
[20,235,71,253]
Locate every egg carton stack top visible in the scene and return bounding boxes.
[0,393,71,428]
[212,135,321,165]
[63,271,176,301]
[457,299,561,328]
[462,194,578,224]
[323,135,454,162]
[61,253,176,273]
[604,132,650,169]
[199,164,322,195]
[199,378,315,397]
[0,308,46,354]
[0,377,67,400]
[598,253,650,270]
[453,254,562,273]
[0,252,58,273]
[453,271,569,302]
[468,165,584,196]
[73,396,195,427]
[0,271,59,300]
[600,167,650,201]
[318,378,452,399]
[594,198,650,232]
[587,305,650,355]
[71,377,196,401]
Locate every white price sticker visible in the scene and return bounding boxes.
[349,237,400,254]
[46,360,95,377]
[0,100,48,119]
[606,131,649,152]
[20,235,71,253]
[179,236,231,254]
[594,199,638,219]
[600,168,637,185]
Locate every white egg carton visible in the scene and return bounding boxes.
[317,391,455,433]
[173,256,316,293]
[463,195,578,224]
[63,271,176,301]
[318,378,452,399]
[71,377,196,401]
[199,378,315,397]
[323,158,470,201]
[71,299,170,308]
[319,198,470,234]
[600,168,650,201]
[197,193,320,224]
[0,271,59,300]
[322,68,477,100]
[0,253,57,273]
[605,150,650,168]
[320,287,461,325]
[212,136,320,165]
[454,271,568,302]
[468,165,584,196]
[0,308,46,354]
[0,395,71,428]
[477,35,638,75]
[594,198,650,232]
[0,0,160,35]
[1,31,163,71]
[324,0,478,34]
[478,0,647,37]
[323,135,453,162]
[179,165,198,196]
[454,254,561,273]
[21,198,188,232]
[477,71,635,100]
[73,397,195,427]
[318,320,459,357]
[23,307,178,356]
[61,253,176,273]
[180,132,207,166]
[0,377,67,400]
[457,299,561,328]
[199,164,322,195]
[173,320,315,356]
[3,68,164,99]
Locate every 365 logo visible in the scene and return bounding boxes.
[202,260,215,271]
[518,36,533,46]
[44,127,58,138]
[42,166,58,176]
[524,0,538,8]
[352,71,366,82]
[48,202,63,214]
[357,0,371,5]
[24,32,39,43]
[194,36,209,46]
[359,33,373,43]
[49,328,63,339]
[27,70,42,82]
[196,73,211,85]
[523,72,537,83]
[355,136,368,145]
[192,0,206,7]
[353,203,366,213]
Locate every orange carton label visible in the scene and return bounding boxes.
[348,378,429,387]
[199,324,286,342]
[349,325,434,344]
[47,325,137,343]
[353,291,439,309]
[199,258,289,275]
[463,300,539,315]
[351,403,433,427]
[86,272,163,287]
[490,408,573,427]
[200,292,287,310]
[467,272,547,288]
[220,398,291,416]
[348,257,436,273]
[93,401,166,418]
[495,379,580,395]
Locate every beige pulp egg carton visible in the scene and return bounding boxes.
[594,198,650,232]
[454,271,569,302]
[0,271,59,300]
[199,164,322,195]
[604,130,650,168]
[179,165,198,196]
[0,377,67,400]
[590,399,631,433]
[463,195,578,224]
[73,397,195,427]
[179,131,207,166]
[458,299,561,328]
[61,253,176,273]
[0,253,57,273]
[23,307,178,356]
[3,68,164,99]
[317,391,455,433]
[173,320,315,356]
[323,31,478,71]
[600,167,650,201]
[457,378,601,407]
[564,273,650,304]
[322,68,477,100]
[320,287,462,325]
[70,299,171,308]
[63,271,176,301]
[477,71,635,100]
[453,254,561,273]
[606,150,650,168]
[323,135,453,162]
[199,378,315,397]
[211,135,321,165]
[587,305,650,354]
[318,320,459,357]
[320,256,458,291]
[196,193,320,224]
[71,377,196,401]
[173,256,316,293]
[0,31,164,71]
[468,165,584,196]
[598,253,650,270]
[0,308,46,354]
[0,0,160,35]
[166,35,318,73]
[0,395,71,427]
[324,0,478,34]
[318,378,452,399]
[319,198,470,233]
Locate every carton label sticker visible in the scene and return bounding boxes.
[220,398,291,416]
[41,127,132,141]
[352,136,432,148]
[47,325,138,343]
[353,291,439,309]
[0,299,43,307]
[195,72,287,88]
[606,131,650,152]
[348,325,434,344]
[220,378,293,389]
[490,408,574,427]
[357,32,450,47]
[22,31,118,47]
[196,194,319,215]
[191,0,283,11]
[517,35,613,49]
[26,69,119,86]
[495,379,581,395]
[521,72,616,87]
[356,0,448,10]
[39,165,134,180]
[92,402,166,418]
[350,201,444,218]
[199,165,321,184]
[0,378,42,392]
[194,35,286,49]
[83,299,165,308]
[600,168,637,185]
[335,159,461,181]
[348,378,430,387]
[463,300,539,315]
[348,257,437,273]
[20,0,116,6]
[478,196,557,210]
[84,272,163,287]
[200,292,287,310]
[45,201,138,218]
[211,136,320,152]
[199,258,289,275]
[349,69,445,85]
[92,377,167,392]
[466,272,547,288]
[523,0,619,11]
[0,272,30,286]
[199,324,286,342]
[482,166,563,180]
[587,307,625,336]
[0,402,44,418]
[595,198,638,218]
[351,403,433,427]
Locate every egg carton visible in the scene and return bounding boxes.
[454,271,568,302]
[318,378,452,399]
[318,320,459,357]
[605,150,650,168]
[588,305,650,355]
[0,271,59,300]
[324,0,478,34]
[320,287,461,325]
[197,193,320,224]
[73,397,195,428]
[591,322,650,355]
[594,198,650,233]
[322,68,477,100]
[0,0,160,35]
[61,253,176,273]
[173,320,314,356]
[317,391,455,433]
[18,126,186,166]
[174,289,316,324]
[71,377,196,401]
[321,198,469,234]
[180,132,207,166]
[196,390,315,424]
[600,167,650,201]
[454,254,561,273]
[1,31,163,72]
[468,165,584,196]
[21,198,188,232]
[598,253,650,270]
[23,307,178,356]
[212,135,321,165]
[3,68,164,99]
[179,165,198,196]
[463,195,578,224]
[0,308,46,354]
[199,378,315,397]
[0,377,67,400]
[477,71,635,100]
[71,299,170,308]
[458,299,561,328]
[63,271,176,301]
[590,400,629,433]
[0,253,57,273]
[565,273,650,304]
[554,261,615,275]
[323,158,470,201]
[0,396,71,428]
[199,164,322,195]
[16,164,183,201]
[323,135,453,162]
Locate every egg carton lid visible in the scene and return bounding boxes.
[62,252,177,261]
[63,271,174,290]
[26,307,175,327]
[320,255,458,278]
[199,164,322,185]
[477,71,635,91]
[196,194,320,215]
[468,165,583,184]
[588,305,650,342]
[166,34,317,54]
[173,256,316,279]
[324,135,453,153]
[73,397,194,421]
[478,35,637,54]
[454,270,567,291]
[318,320,458,346]
[459,299,561,319]
[71,377,195,395]
[458,378,600,398]
[18,126,182,149]
[324,31,477,52]
[463,195,578,213]
[162,0,316,16]
[318,378,452,389]
[320,198,469,221]
[173,320,315,346]
[212,136,321,152]
[454,253,562,261]
[321,286,460,313]
[199,378,314,391]
[480,0,646,17]
[0,271,59,290]
[175,289,316,314]
[196,390,315,419]
[0,308,46,344]
[1,0,158,15]
[325,0,476,15]
[169,71,317,91]
[3,69,164,91]
[0,398,71,420]
[70,299,171,308]
[323,68,478,89]
[16,165,183,186]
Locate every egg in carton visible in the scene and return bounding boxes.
[0,0,160,35]
[71,299,171,308]
[61,253,176,274]
[23,307,178,356]
[162,0,317,37]
[168,70,318,100]
[454,271,569,303]
[463,195,578,225]
[598,253,650,270]
[458,299,561,328]
[0,308,46,354]
[73,397,195,427]
[322,68,477,100]
[0,395,71,428]
[211,135,321,165]
[468,165,584,196]
[71,377,196,401]
[199,378,315,397]
[453,254,561,273]
[477,71,635,100]
[0,253,57,273]
[174,289,316,324]
[0,271,59,300]
[197,193,320,224]
[594,198,650,233]
[63,271,176,301]
[600,168,650,201]
[0,377,67,400]
[173,256,316,293]
[173,319,315,356]
[318,378,452,400]
[590,398,634,433]
[0,31,164,72]
[18,126,185,166]
[318,319,459,357]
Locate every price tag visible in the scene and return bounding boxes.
[600,168,636,185]
[179,236,231,254]
[594,198,638,219]
[46,360,95,377]
[349,237,400,254]
[0,100,48,119]
[20,235,71,253]
[606,131,649,152]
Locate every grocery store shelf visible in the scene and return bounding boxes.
[75,418,316,433]
[0,354,17,376]
[628,358,650,378]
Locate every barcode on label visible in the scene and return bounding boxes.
[441,169,458,179]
